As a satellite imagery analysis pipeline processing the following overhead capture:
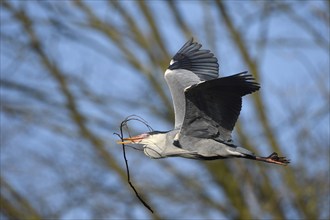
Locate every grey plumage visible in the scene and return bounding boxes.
[118,38,290,165]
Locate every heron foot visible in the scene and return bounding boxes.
[265,152,290,165]
[255,152,290,165]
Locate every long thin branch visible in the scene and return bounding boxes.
[0,177,42,220]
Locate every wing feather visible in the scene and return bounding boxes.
[178,72,260,142]
[168,38,219,81]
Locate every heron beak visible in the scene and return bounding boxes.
[117,133,148,144]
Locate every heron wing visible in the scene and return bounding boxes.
[178,72,260,142]
[165,38,219,129]
[168,38,219,81]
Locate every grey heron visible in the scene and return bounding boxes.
[118,38,289,165]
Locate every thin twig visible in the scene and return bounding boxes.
[113,115,154,213]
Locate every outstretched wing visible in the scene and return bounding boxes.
[178,72,260,142]
[168,38,219,80]
[165,38,219,129]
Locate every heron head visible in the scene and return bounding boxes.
[117,131,167,158]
